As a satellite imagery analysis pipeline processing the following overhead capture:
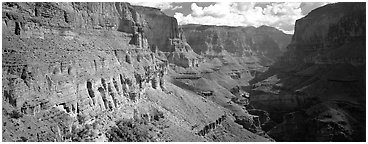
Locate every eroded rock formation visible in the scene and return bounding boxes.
[2,2,273,142]
[1,2,204,142]
[126,6,203,68]
[197,114,227,136]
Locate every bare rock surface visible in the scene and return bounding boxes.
[2,2,270,142]
[182,24,292,65]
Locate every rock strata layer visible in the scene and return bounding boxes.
[182,24,292,64]
[2,2,271,142]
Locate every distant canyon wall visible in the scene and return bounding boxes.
[182,24,292,62]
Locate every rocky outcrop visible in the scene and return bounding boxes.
[249,2,365,141]
[163,37,203,68]
[182,24,292,64]
[197,114,227,136]
[234,114,261,133]
[127,5,203,68]
[246,109,276,132]
[130,5,180,52]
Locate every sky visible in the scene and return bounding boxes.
[130,2,331,34]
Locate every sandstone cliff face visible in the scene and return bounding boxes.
[3,1,168,118]
[162,37,203,68]
[1,2,200,68]
[3,7,168,142]
[131,5,180,52]
[182,24,292,62]
[126,5,202,68]
[249,2,365,141]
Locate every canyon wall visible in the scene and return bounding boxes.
[182,24,292,63]
[249,2,365,141]
[2,2,236,142]
[280,3,365,66]
[2,1,169,121]
[2,2,169,141]
[127,5,202,68]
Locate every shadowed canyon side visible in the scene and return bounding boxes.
[249,2,366,141]
[2,2,270,142]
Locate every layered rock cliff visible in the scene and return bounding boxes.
[166,23,292,140]
[2,2,270,142]
[182,24,292,64]
[2,2,167,141]
[2,1,168,122]
[249,2,365,141]
[127,5,202,68]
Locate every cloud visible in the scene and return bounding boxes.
[172,5,182,10]
[174,2,328,34]
[130,2,174,10]
[191,2,231,18]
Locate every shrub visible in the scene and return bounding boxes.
[106,119,154,142]
[9,110,23,119]
[71,124,95,142]
[77,114,87,124]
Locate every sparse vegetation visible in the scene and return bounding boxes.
[77,114,87,125]
[70,124,96,142]
[9,110,23,119]
[106,119,155,142]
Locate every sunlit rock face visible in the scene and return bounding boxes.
[182,24,292,64]
[125,6,202,68]
[249,2,365,142]
[2,2,274,142]
[2,1,168,119]
[2,2,218,142]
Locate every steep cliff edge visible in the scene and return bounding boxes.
[128,5,202,68]
[182,24,292,65]
[2,2,269,142]
[3,2,201,68]
[249,2,365,141]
